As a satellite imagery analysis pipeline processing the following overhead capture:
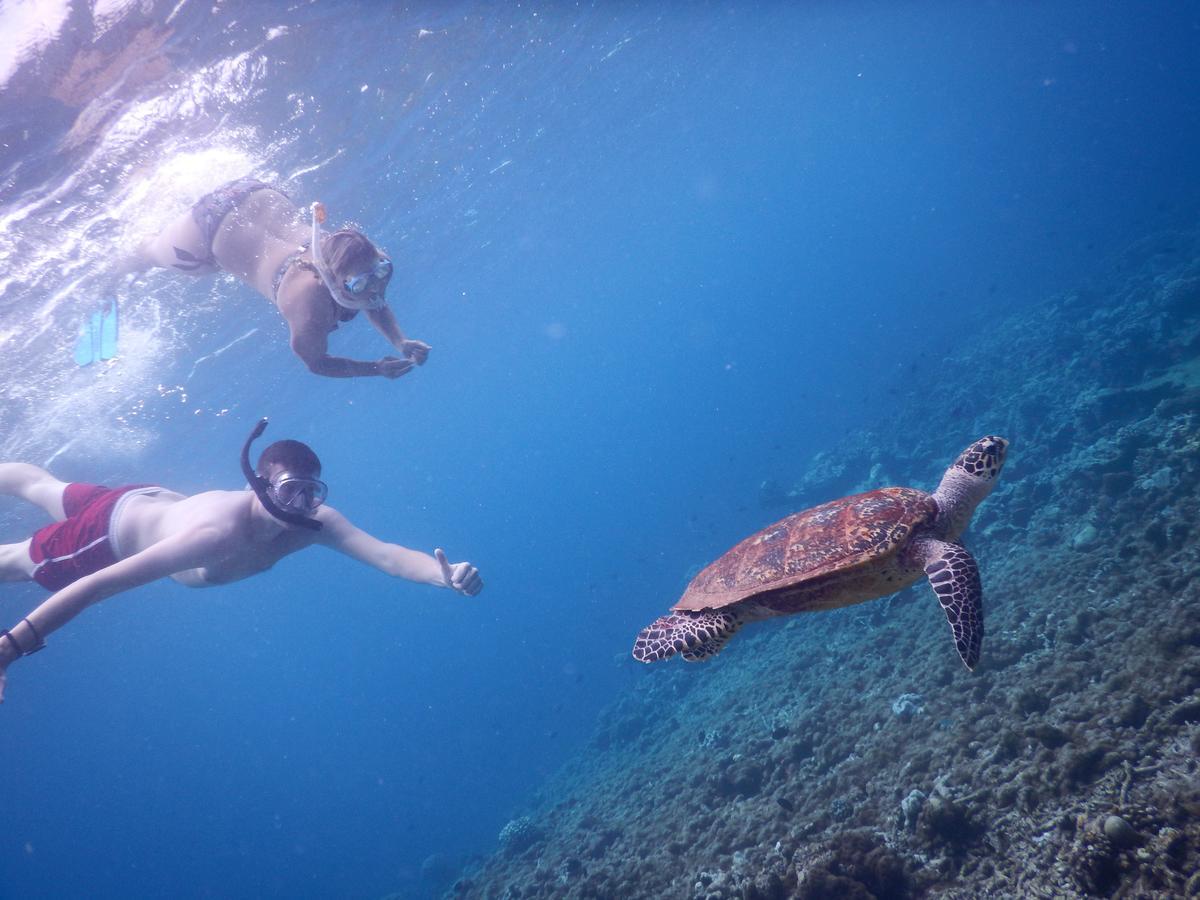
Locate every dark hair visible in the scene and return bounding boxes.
[323,229,379,279]
[256,440,321,478]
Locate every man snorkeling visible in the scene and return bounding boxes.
[0,420,482,702]
[137,178,429,379]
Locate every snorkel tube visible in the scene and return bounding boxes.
[241,418,323,531]
[309,202,348,307]
[309,202,385,311]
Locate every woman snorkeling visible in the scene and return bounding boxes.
[139,178,430,379]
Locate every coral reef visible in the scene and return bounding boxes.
[498,817,545,855]
[448,227,1200,898]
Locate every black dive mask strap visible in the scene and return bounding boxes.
[241,418,322,531]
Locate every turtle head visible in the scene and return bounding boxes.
[951,435,1008,482]
[933,436,1009,541]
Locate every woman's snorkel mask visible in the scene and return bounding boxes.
[310,202,390,311]
[240,418,324,531]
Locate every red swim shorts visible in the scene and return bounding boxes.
[28,483,150,591]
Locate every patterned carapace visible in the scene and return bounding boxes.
[674,487,937,612]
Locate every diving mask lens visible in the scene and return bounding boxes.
[270,475,328,512]
[344,258,392,296]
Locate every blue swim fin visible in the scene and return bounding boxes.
[74,300,119,365]
[99,299,119,360]
[74,312,101,366]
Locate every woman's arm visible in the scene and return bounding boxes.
[315,507,482,595]
[366,305,430,365]
[283,292,414,379]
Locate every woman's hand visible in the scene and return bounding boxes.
[401,340,431,365]
[377,356,416,379]
[435,548,483,596]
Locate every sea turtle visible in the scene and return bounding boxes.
[632,436,1009,671]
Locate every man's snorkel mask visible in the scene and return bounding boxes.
[310,202,389,311]
[240,418,323,531]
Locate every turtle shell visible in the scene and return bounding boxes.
[673,486,937,612]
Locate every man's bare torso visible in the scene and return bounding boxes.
[114,489,319,587]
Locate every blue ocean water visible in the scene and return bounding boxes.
[0,2,1196,897]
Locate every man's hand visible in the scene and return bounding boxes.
[400,340,431,365]
[435,548,483,596]
[0,666,8,704]
[377,356,416,379]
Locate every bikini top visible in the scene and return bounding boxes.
[271,244,358,328]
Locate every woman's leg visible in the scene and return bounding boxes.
[0,463,69,521]
[138,207,218,275]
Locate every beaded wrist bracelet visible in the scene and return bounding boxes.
[1,618,46,657]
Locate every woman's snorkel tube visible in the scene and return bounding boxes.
[309,202,347,305]
[241,418,323,531]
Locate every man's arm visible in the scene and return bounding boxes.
[315,507,482,595]
[366,305,430,365]
[0,525,227,702]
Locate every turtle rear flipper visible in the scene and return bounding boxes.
[913,538,983,671]
[632,610,741,663]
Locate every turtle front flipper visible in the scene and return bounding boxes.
[912,538,983,671]
[632,610,741,663]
